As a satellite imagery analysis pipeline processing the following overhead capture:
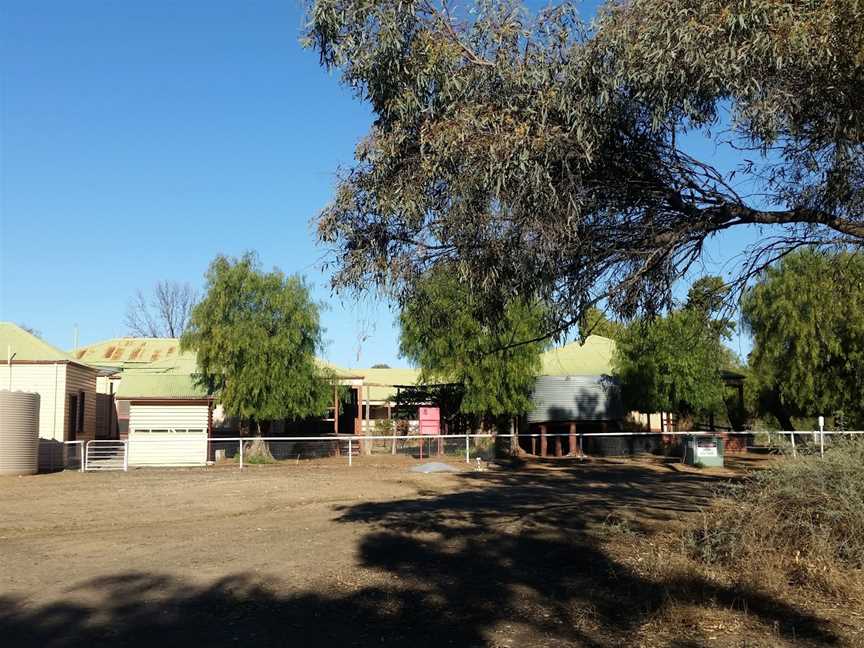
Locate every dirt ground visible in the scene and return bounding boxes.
[0,453,857,647]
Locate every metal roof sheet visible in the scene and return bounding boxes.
[0,322,91,367]
[71,337,183,369]
[353,367,422,402]
[539,335,615,376]
[116,372,209,399]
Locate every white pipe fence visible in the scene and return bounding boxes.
[59,429,864,472]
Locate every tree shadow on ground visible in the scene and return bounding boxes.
[0,461,840,647]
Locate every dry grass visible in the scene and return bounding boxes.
[685,438,864,598]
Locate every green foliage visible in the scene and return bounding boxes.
[577,307,626,341]
[742,249,864,427]
[399,268,546,416]
[373,418,394,434]
[306,0,864,332]
[181,253,333,424]
[685,277,729,319]
[614,278,732,416]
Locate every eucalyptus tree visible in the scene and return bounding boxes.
[306,0,864,339]
[181,253,333,432]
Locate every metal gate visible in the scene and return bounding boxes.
[84,440,128,472]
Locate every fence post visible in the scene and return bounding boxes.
[239,439,244,470]
[818,416,825,458]
[79,443,84,473]
[123,441,128,472]
[348,438,353,467]
[465,434,469,464]
[83,441,89,472]
[790,431,797,458]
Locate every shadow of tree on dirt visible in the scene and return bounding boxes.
[0,461,840,647]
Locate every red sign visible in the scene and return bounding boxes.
[418,407,441,435]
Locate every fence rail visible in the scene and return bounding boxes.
[84,440,128,472]
[59,429,864,471]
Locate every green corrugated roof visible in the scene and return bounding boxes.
[0,322,88,365]
[539,335,615,376]
[353,367,422,402]
[97,334,615,401]
[106,342,354,399]
[317,358,357,379]
[71,337,184,369]
[115,349,208,399]
[350,337,616,402]
[116,372,209,399]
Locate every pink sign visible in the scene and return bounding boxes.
[418,407,441,435]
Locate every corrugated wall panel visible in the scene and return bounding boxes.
[0,364,70,471]
[128,404,209,466]
[129,404,209,431]
[0,390,40,475]
[65,364,98,442]
[527,375,623,423]
[128,431,207,466]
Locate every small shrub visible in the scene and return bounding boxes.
[374,419,394,434]
[687,438,864,587]
[599,513,640,538]
[242,437,276,464]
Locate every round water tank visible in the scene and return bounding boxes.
[0,390,40,476]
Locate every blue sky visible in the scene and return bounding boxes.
[1,1,756,367]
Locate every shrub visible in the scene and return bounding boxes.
[242,437,276,464]
[688,438,864,581]
[374,419,394,434]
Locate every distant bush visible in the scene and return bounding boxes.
[688,438,864,589]
[374,419,394,434]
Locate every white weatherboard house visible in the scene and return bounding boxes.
[0,322,101,470]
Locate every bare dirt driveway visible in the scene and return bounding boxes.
[0,455,844,647]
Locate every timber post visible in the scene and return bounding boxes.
[540,424,547,457]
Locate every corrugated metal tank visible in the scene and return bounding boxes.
[0,390,40,475]
[527,375,623,423]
